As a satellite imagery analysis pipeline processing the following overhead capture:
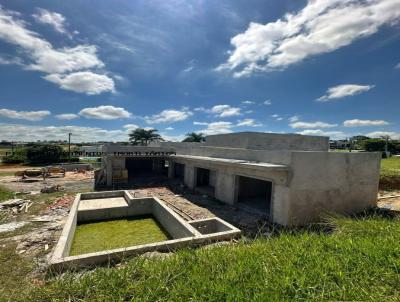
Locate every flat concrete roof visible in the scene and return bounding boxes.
[172,154,289,171]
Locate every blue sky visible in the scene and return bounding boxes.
[0,0,399,142]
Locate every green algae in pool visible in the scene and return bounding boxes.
[70,216,171,256]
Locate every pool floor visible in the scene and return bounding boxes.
[70,216,171,256]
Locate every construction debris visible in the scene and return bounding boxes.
[0,199,33,221]
[15,169,47,181]
[1,198,31,211]
[0,198,28,209]
[44,195,74,211]
[0,221,27,233]
[40,185,63,193]
[45,167,66,177]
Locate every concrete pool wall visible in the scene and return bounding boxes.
[51,190,241,270]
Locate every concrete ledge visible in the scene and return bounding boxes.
[172,154,289,172]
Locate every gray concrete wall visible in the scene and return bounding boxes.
[204,132,329,151]
[169,145,292,165]
[215,172,236,205]
[286,151,381,225]
[152,199,197,238]
[184,163,196,189]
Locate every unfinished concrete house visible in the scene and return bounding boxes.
[95,132,381,226]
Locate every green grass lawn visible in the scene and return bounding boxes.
[380,157,400,190]
[20,213,400,302]
[381,156,400,177]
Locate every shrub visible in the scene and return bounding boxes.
[2,148,27,164]
[25,144,63,164]
[361,138,398,153]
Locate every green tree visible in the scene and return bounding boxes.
[129,128,163,146]
[351,135,370,150]
[2,148,27,164]
[182,132,205,142]
[25,144,63,164]
[361,138,398,153]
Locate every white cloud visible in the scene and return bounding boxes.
[193,121,209,126]
[366,131,400,139]
[242,100,255,104]
[211,105,241,117]
[32,8,68,35]
[0,54,23,65]
[44,71,115,95]
[0,123,129,142]
[182,60,195,73]
[0,9,104,73]
[288,115,300,122]
[55,113,79,120]
[263,100,272,105]
[79,105,131,120]
[198,121,233,135]
[395,63,400,69]
[165,127,174,131]
[194,105,241,118]
[123,124,140,131]
[290,121,337,129]
[317,84,374,101]
[0,108,50,121]
[218,0,400,77]
[236,118,262,127]
[144,108,193,124]
[343,119,389,127]
[271,114,283,121]
[0,7,115,94]
[30,45,105,74]
[297,129,345,140]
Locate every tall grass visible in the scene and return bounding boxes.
[26,214,400,302]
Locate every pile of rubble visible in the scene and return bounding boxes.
[44,195,74,213]
[0,198,33,214]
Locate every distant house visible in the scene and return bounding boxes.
[330,140,351,149]
[79,145,103,156]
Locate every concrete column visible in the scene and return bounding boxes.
[215,171,236,205]
[270,184,290,225]
[184,165,196,189]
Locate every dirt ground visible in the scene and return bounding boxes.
[0,171,94,193]
[378,190,400,211]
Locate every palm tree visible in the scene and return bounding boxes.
[129,128,163,145]
[182,132,205,143]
